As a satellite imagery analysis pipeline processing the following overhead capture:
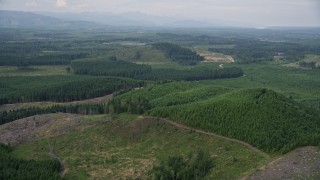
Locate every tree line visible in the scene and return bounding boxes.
[152,43,204,65]
[208,41,319,64]
[71,57,152,78]
[0,53,89,66]
[0,104,108,125]
[71,58,244,81]
[0,76,144,105]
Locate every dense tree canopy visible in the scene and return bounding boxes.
[0,76,143,105]
[71,58,243,81]
[152,43,204,65]
[0,144,62,180]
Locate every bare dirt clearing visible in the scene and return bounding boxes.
[247,146,320,180]
[198,51,234,63]
[0,113,110,147]
[103,41,146,46]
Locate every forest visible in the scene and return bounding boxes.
[71,57,243,81]
[148,89,320,153]
[0,76,143,105]
[0,104,108,125]
[207,40,320,64]
[71,57,152,78]
[108,82,320,153]
[0,27,320,179]
[152,43,204,65]
[0,144,62,180]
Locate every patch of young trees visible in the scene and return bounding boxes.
[299,61,319,69]
[152,43,204,65]
[0,144,62,180]
[151,150,214,180]
[107,97,151,114]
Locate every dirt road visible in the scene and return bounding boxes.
[147,116,270,159]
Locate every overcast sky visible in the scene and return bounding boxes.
[0,0,319,27]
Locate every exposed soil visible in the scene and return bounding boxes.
[247,146,320,180]
[198,51,235,63]
[0,113,111,147]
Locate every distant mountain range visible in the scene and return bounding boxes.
[0,10,235,28]
[37,11,226,28]
[0,10,61,27]
[0,10,101,28]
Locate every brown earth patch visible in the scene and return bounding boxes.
[198,51,234,63]
[247,146,320,180]
[0,113,111,147]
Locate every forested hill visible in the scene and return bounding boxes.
[152,43,204,65]
[106,85,320,154]
[148,89,320,153]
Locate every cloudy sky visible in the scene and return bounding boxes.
[0,0,319,27]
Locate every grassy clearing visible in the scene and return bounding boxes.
[12,114,268,179]
[0,66,69,76]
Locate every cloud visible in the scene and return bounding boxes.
[25,0,38,7]
[56,0,67,7]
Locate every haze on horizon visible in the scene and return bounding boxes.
[0,0,319,28]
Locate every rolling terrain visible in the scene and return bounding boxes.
[0,26,319,179]
[1,113,268,179]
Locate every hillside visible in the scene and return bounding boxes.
[248,146,320,179]
[1,113,267,179]
[0,10,100,28]
[148,88,320,153]
[110,83,320,154]
[0,10,62,27]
